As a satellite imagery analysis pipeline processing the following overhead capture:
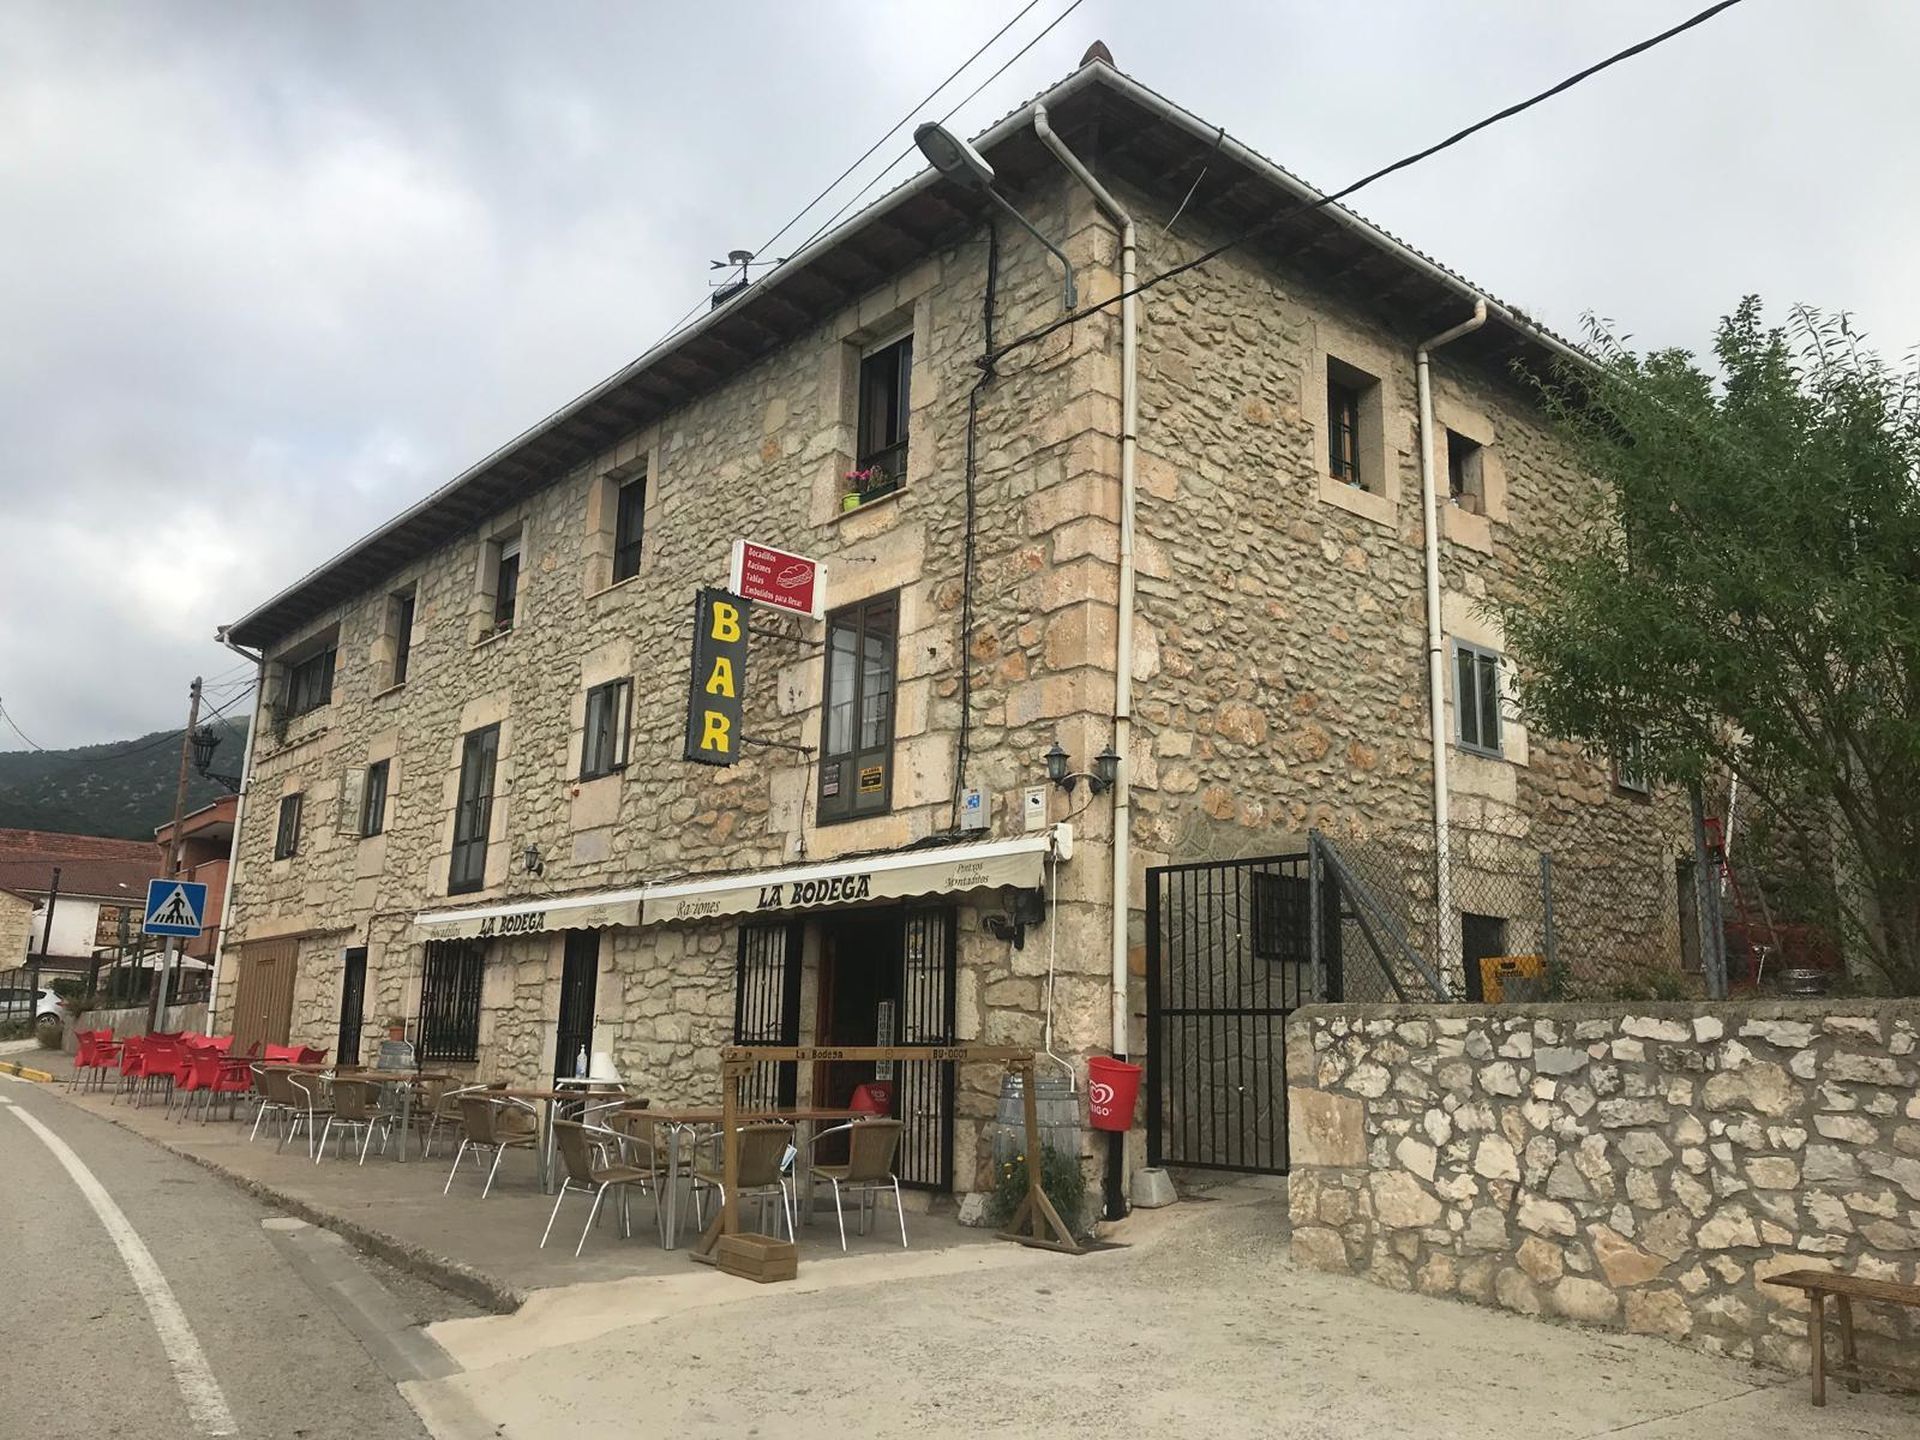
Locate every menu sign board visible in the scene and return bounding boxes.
[728,539,825,620]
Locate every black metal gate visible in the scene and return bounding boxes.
[554,930,600,1082]
[894,903,956,1191]
[336,947,367,1067]
[1145,853,1327,1175]
[733,919,803,1110]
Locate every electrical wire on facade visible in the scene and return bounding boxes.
[0,699,47,751]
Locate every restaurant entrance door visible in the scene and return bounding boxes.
[813,903,955,1190]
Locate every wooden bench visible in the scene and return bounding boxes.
[1764,1269,1920,1405]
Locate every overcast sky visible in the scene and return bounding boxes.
[3,0,1914,750]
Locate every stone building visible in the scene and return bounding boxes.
[214,57,1683,1211]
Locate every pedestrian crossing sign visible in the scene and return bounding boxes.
[143,879,209,937]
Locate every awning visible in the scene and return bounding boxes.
[413,886,649,942]
[410,827,1072,939]
[639,826,1071,926]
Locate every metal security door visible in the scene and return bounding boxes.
[895,904,956,1191]
[336,947,367,1067]
[733,920,803,1110]
[231,939,297,1057]
[554,930,600,1083]
[1145,854,1317,1174]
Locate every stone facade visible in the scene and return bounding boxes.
[1287,1001,1920,1376]
[218,68,1689,1208]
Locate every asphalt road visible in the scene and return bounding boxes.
[0,1074,443,1439]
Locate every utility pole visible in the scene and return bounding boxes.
[148,676,202,1033]
[28,865,59,1008]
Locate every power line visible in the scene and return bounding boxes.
[985,0,1749,368]
[649,0,1088,349]
[0,699,46,752]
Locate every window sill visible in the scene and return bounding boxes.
[471,626,515,652]
[588,574,642,602]
[828,489,904,526]
[371,681,407,702]
[1317,474,1395,527]
[1454,741,1506,763]
[1442,501,1495,555]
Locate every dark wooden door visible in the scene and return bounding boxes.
[336,947,367,1066]
[554,930,600,1082]
[230,939,297,1056]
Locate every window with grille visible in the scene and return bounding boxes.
[1454,640,1503,757]
[360,759,390,837]
[449,724,498,894]
[390,590,416,686]
[418,939,484,1062]
[612,474,647,583]
[274,793,302,859]
[580,678,632,780]
[817,593,897,823]
[284,647,335,717]
[855,334,912,498]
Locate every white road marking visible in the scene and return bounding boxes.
[8,1103,238,1435]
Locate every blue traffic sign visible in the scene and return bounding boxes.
[143,879,209,937]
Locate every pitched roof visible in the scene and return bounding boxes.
[0,829,156,900]
[226,58,1583,651]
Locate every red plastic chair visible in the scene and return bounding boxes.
[140,1038,186,1109]
[295,1046,328,1066]
[264,1044,301,1063]
[208,1035,235,1054]
[81,1030,124,1092]
[112,1037,148,1104]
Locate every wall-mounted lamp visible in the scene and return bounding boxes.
[983,885,1048,950]
[1044,740,1119,796]
[188,725,243,794]
[914,121,1077,312]
[522,844,544,877]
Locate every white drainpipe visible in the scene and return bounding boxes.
[1032,102,1138,1062]
[1417,300,1486,994]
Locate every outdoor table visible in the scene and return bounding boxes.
[261,1064,455,1162]
[619,1105,860,1250]
[495,1086,626,1194]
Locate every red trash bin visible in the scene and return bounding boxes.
[1086,1056,1142,1131]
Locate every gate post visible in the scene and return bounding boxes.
[1143,865,1162,1168]
[1308,832,1325,1003]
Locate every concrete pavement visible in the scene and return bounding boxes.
[0,1072,448,1439]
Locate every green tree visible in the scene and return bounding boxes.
[1502,300,1920,994]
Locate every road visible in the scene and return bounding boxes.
[0,1074,456,1439]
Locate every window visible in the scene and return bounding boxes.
[418,938,484,1063]
[1616,734,1651,795]
[817,594,898,823]
[361,759,390,837]
[580,678,632,780]
[1454,641,1503,757]
[284,646,335,717]
[274,793,302,859]
[449,724,499,894]
[491,536,521,633]
[1446,429,1485,511]
[390,589,416,686]
[611,474,647,583]
[1250,869,1310,965]
[1328,374,1362,486]
[855,333,912,499]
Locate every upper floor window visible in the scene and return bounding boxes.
[274,793,303,859]
[361,759,390,837]
[390,589,417,686]
[818,593,897,823]
[855,333,912,500]
[449,724,499,894]
[491,535,521,634]
[1615,734,1651,796]
[285,646,335,717]
[1453,640,1503,758]
[612,474,647,584]
[1326,358,1380,492]
[1447,429,1485,513]
[581,678,632,780]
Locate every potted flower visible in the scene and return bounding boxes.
[843,466,879,512]
[385,1014,407,1042]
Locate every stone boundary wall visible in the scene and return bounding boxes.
[1286,1001,1920,1376]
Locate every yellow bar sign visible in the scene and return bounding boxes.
[685,587,749,765]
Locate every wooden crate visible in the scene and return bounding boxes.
[715,1232,798,1284]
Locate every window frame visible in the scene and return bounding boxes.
[1452,639,1505,758]
[448,724,499,895]
[491,536,521,634]
[1327,374,1363,487]
[854,332,913,499]
[390,589,416,686]
[360,758,390,838]
[284,646,336,717]
[1615,734,1652,796]
[1446,428,1485,510]
[273,793,303,860]
[611,474,647,584]
[816,592,899,824]
[580,678,633,781]
[417,938,484,1063]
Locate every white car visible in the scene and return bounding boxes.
[0,985,67,1028]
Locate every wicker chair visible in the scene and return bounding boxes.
[282,1072,335,1160]
[543,1120,657,1256]
[444,1093,538,1199]
[319,1077,394,1164]
[692,1122,795,1240]
[248,1065,300,1146]
[806,1118,907,1250]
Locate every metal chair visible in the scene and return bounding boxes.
[318,1077,394,1164]
[806,1118,908,1250]
[444,1093,539,1199]
[542,1120,657,1256]
[692,1122,796,1241]
[282,1072,335,1159]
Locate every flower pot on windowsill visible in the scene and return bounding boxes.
[841,492,863,513]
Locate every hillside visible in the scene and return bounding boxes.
[0,721,249,840]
